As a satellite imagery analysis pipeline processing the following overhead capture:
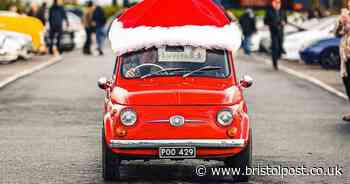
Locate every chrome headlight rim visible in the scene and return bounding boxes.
[216,109,234,126]
[120,108,137,126]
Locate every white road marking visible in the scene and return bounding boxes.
[251,54,349,101]
[0,56,63,89]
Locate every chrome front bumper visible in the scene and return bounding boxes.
[0,54,18,62]
[110,139,245,149]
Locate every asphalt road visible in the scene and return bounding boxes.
[0,50,349,184]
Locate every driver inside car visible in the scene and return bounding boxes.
[123,49,159,78]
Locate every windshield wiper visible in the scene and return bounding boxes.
[182,66,222,78]
[140,68,186,79]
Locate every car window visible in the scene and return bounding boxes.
[121,46,230,79]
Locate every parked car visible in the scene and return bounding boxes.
[258,25,307,53]
[46,12,86,51]
[251,14,309,52]
[283,16,338,60]
[0,12,45,52]
[66,7,83,18]
[66,12,86,49]
[250,17,268,52]
[0,33,20,64]
[299,37,340,69]
[259,18,320,53]
[251,26,270,52]
[0,30,33,60]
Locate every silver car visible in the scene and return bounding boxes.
[0,30,33,62]
[0,34,20,63]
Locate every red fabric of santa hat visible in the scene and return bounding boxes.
[109,0,242,56]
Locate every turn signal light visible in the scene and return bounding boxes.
[116,128,127,137]
[227,127,238,138]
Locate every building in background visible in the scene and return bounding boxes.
[9,0,348,12]
[227,0,345,11]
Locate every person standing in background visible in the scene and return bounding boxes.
[92,4,107,56]
[48,0,68,56]
[37,3,47,25]
[28,2,46,25]
[83,1,94,55]
[8,4,19,13]
[27,3,39,17]
[264,0,287,70]
[335,3,350,121]
[239,9,257,55]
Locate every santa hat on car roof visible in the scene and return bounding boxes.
[108,0,242,56]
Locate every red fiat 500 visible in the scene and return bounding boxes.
[98,46,253,182]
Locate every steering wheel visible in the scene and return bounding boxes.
[125,63,166,78]
[132,63,165,72]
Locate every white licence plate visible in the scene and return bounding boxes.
[159,147,196,159]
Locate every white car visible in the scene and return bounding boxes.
[0,34,21,64]
[283,16,338,60]
[0,30,33,64]
[259,18,321,53]
[65,12,86,49]
[46,12,86,51]
[251,14,308,52]
[250,27,270,52]
[250,17,268,52]
[0,30,33,59]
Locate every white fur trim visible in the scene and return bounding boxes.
[108,20,242,56]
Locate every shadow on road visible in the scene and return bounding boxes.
[112,162,235,183]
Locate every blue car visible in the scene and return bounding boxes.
[299,37,341,69]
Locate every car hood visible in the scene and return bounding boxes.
[285,30,327,43]
[111,82,241,106]
[284,30,333,59]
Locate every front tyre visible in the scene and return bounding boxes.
[320,48,340,70]
[224,129,252,183]
[102,129,120,181]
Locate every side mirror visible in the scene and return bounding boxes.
[240,75,253,89]
[98,77,110,90]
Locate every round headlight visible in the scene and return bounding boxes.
[120,109,137,126]
[217,110,233,126]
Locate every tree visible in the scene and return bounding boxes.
[0,0,22,11]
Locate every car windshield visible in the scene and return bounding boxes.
[121,46,230,79]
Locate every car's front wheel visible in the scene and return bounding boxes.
[224,129,252,183]
[320,48,340,70]
[102,129,120,181]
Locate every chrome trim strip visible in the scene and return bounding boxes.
[146,119,206,123]
[185,119,206,123]
[146,120,170,123]
[110,139,245,148]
